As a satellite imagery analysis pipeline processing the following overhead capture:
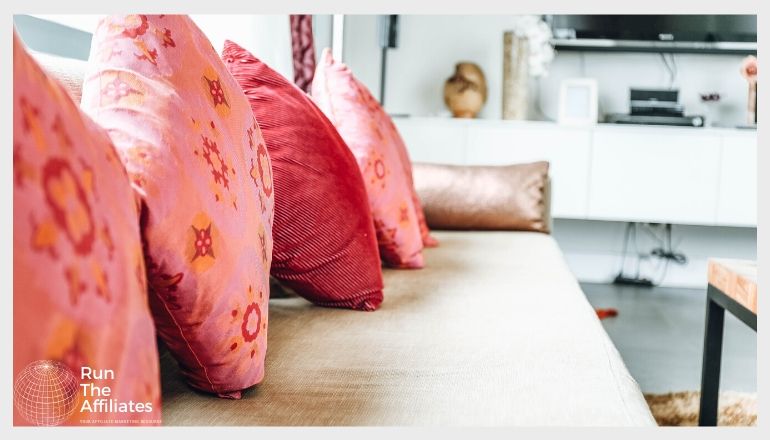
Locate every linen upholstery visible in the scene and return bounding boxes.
[30,51,86,103]
[159,231,655,426]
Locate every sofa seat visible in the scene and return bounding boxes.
[159,230,655,426]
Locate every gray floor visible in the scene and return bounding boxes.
[582,282,757,394]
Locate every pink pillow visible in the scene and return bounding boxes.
[81,15,274,399]
[311,49,424,268]
[389,120,439,248]
[222,40,384,311]
[13,32,161,426]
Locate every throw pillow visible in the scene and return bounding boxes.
[412,162,551,233]
[81,15,274,399]
[311,49,424,268]
[13,31,161,425]
[222,40,384,311]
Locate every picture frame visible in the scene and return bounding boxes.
[558,78,599,126]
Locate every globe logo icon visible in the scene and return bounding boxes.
[14,360,80,426]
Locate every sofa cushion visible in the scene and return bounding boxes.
[311,49,424,269]
[13,31,161,425]
[221,40,384,311]
[413,161,551,233]
[81,15,274,399]
[159,231,655,426]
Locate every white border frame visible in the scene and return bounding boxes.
[558,78,599,126]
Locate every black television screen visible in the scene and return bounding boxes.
[549,15,756,54]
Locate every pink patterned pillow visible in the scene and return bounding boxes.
[81,15,274,399]
[388,119,439,248]
[13,32,161,426]
[311,49,424,268]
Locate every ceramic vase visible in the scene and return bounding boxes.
[444,62,488,118]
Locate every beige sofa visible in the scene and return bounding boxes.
[36,52,656,426]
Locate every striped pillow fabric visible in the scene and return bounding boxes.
[222,40,384,311]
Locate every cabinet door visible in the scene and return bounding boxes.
[588,129,721,225]
[717,135,757,226]
[393,118,467,165]
[465,123,592,219]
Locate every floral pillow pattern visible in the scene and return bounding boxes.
[311,49,424,268]
[81,15,274,399]
[13,31,161,425]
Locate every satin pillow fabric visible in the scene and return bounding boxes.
[81,15,274,398]
[13,31,161,425]
[412,162,551,233]
[311,49,424,268]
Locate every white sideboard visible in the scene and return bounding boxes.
[394,117,757,227]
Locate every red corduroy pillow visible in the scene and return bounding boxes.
[222,40,384,311]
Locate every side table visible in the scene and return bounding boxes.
[698,258,757,426]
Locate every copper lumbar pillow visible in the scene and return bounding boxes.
[412,161,550,233]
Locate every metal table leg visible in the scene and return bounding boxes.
[698,287,725,426]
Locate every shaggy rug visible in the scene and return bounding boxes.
[644,391,757,426]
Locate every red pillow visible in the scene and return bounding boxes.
[81,15,274,399]
[222,40,383,311]
[13,32,161,426]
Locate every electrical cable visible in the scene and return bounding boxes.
[618,222,633,277]
[669,53,678,86]
[632,222,643,278]
[651,224,687,265]
[660,52,677,89]
[660,53,671,88]
[651,223,688,285]
[640,223,666,248]
[616,222,688,286]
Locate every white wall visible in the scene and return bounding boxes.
[313,15,334,63]
[344,15,752,127]
[190,15,294,81]
[343,15,383,95]
[15,15,95,60]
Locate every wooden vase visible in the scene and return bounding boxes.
[444,62,487,118]
[503,32,529,120]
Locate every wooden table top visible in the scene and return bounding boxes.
[708,259,757,314]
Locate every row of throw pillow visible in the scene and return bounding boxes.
[13,15,437,425]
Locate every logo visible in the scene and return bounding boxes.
[14,360,157,426]
[14,360,79,426]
